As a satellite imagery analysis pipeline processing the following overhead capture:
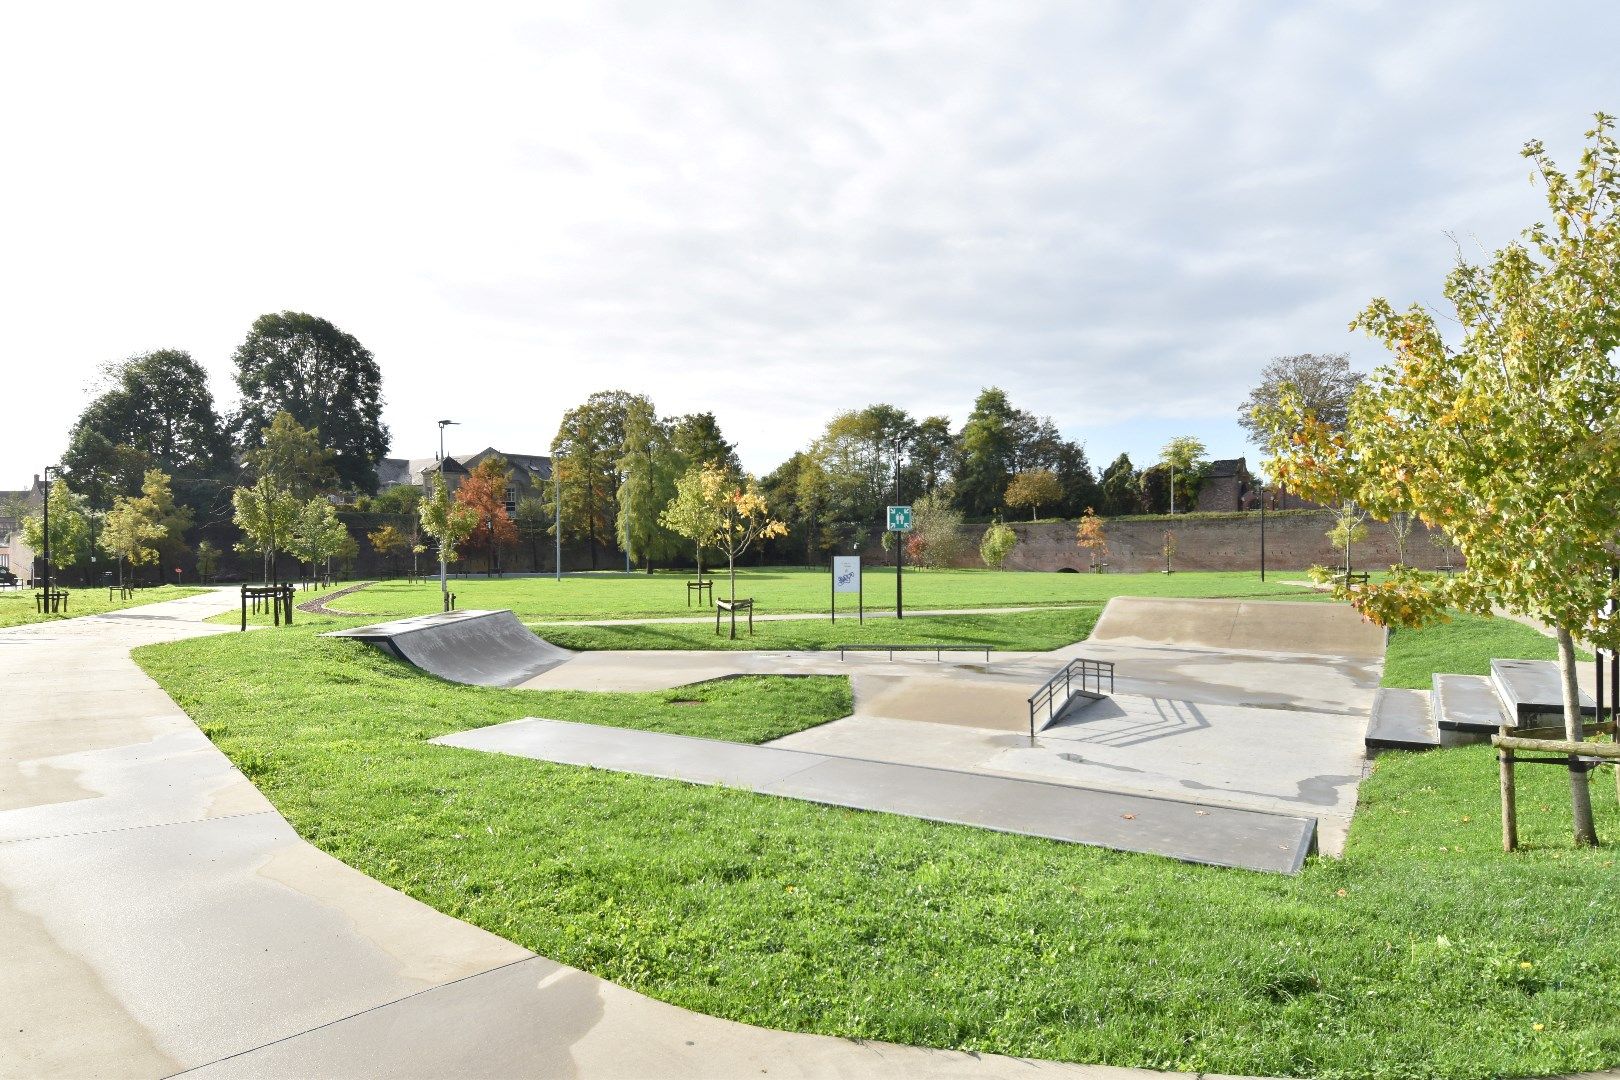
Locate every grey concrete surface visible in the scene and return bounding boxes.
[1089,596,1387,659]
[435,719,1318,873]
[1366,688,1439,750]
[1491,657,1596,723]
[1432,673,1509,733]
[324,608,572,687]
[0,588,1215,1080]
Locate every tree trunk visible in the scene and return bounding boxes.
[1557,627,1599,846]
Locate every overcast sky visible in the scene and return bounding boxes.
[3,1,1617,483]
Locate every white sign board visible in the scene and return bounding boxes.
[833,556,861,594]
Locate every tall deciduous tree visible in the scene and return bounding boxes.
[616,399,683,571]
[244,411,338,500]
[1255,113,1620,847]
[669,412,741,475]
[1238,352,1364,445]
[1098,453,1138,516]
[232,312,389,492]
[455,457,518,575]
[553,390,638,569]
[956,388,1020,518]
[67,350,232,484]
[1159,436,1207,514]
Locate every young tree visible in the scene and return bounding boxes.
[1385,511,1416,569]
[1075,507,1108,570]
[25,478,91,580]
[1161,529,1177,574]
[513,497,552,572]
[1159,436,1207,515]
[232,312,389,492]
[101,497,163,586]
[245,411,338,500]
[368,523,408,575]
[616,399,684,571]
[290,498,349,582]
[979,519,1018,569]
[907,491,965,569]
[232,475,300,583]
[1255,113,1620,846]
[195,540,221,582]
[1326,502,1369,574]
[660,463,786,632]
[1004,469,1063,521]
[419,472,480,582]
[454,457,517,575]
[1238,352,1364,445]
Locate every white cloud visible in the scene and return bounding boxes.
[2,0,1616,481]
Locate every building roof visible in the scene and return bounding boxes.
[1206,457,1249,478]
[377,450,550,489]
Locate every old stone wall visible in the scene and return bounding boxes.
[864,511,1457,574]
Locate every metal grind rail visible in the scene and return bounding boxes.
[835,644,994,662]
[1029,657,1115,737]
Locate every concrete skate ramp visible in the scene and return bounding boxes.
[1090,597,1385,659]
[324,610,572,688]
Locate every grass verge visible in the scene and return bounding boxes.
[1383,612,1592,689]
[137,625,1620,1079]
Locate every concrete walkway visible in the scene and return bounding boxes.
[0,590,1211,1079]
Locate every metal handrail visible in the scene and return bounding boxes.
[1028,658,1115,737]
[835,644,994,662]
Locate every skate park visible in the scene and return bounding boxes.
[331,595,1388,868]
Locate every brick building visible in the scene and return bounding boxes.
[376,448,552,514]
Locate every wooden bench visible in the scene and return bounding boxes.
[687,579,713,607]
[108,584,135,601]
[715,597,754,637]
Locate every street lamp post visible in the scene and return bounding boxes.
[552,449,562,582]
[438,420,458,611]
[41,466,56,603]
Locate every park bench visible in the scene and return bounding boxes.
[107,584,135,601]
[715,597,754,636]
[686,579,713,607]
[835,643,994,662]
[34,589,68,614]
[1334,571,1370,588]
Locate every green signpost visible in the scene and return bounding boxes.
[887,505,911,619]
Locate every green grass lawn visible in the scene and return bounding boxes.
[539,607,1102,652]
[1382,612,1592,689]
[137,624,1620,1080]
[0,584,209,628]
[332,568,1315,621]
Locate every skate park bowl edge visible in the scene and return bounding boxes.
[323,609,572,688]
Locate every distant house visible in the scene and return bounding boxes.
[376,448,552,514]
[0,475,47,581]
[1194,457,1255,512]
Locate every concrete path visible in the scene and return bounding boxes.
[435,719,1317,873]
[0,589,1210,1079]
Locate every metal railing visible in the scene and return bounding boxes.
[1028,658,1114,737]
[835,644,993,662]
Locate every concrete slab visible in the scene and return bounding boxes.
[324,609,572,688]
[435,719,1317,874]
[1090,596,1386,659]
[1366,688,1439,750]
[1432,673,1508,733]
[1491,658,1596,725]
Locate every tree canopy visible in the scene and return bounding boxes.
[1255,113,1620,846]
[232,311,389,492]
[1239,352,1364,445]
[67,350,232,484]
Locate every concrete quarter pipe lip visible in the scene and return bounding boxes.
[1088,596,1387,660]
[324,609,572,688]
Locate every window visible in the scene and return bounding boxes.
[505,486,517,515]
